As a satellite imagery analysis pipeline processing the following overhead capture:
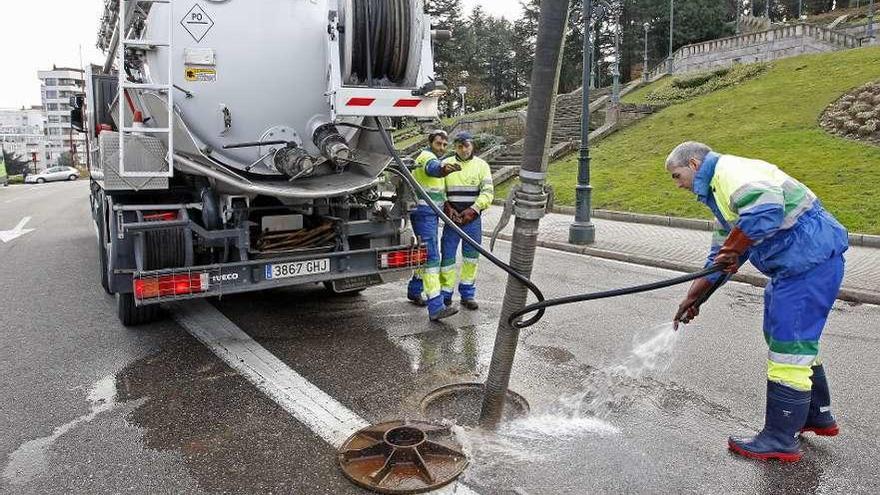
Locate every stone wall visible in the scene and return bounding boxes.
[646,24,861,79]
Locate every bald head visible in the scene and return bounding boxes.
[665,141,713,192]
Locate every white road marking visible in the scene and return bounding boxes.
[0,217,35,243]
[171,300,479,494]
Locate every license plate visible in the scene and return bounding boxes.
[265,258,331,280]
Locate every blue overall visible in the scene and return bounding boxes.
[694,153,849,390]
[440,217,482,303]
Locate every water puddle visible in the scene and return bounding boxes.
[2,375,117,485]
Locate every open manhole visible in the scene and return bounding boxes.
[337,420,468,494]
[421,382,530,427]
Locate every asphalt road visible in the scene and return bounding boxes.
[1,180,879,494]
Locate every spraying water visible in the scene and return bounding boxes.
[455,322,680,467]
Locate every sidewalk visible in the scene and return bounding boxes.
[481,207,880,305]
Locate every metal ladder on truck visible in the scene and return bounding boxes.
[117,0,174,178]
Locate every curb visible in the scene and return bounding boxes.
[486,231,880,306]
[489,201,880,249]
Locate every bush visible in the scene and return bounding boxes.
[646,63,769,105]
[671,67,731,89]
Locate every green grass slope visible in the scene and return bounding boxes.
[545,46,880,234]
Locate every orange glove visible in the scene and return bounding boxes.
[458,207,480,226]
[715,227,753,274]
[673,277,714,330]
[442,202,462,224]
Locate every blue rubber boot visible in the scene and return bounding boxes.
[407,277,425,306]
[801,364,839,436]
[428,295,458,321]
[728,381,810,462]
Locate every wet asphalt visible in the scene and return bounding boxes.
[1,181,879,494]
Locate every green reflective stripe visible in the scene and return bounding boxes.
[447,186,480,192]
[448,196,478,203]
[769,351,816,366]
[730,182,782,210]
[767,339,820,355]
[424,263,440,271]
[440,260,456,268]
[736,191,785,213]
[767,360,813,391]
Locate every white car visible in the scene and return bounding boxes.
[25,166,80,184]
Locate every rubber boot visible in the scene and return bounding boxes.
[407,277,426,306]
[801,364,839,436]
[461,299,479,311]
[429,305,459,322]
[728,381,810,462]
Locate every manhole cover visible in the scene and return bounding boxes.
[421,382,530,427]
[337,420,468,494]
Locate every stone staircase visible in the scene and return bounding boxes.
[487,87,610,172]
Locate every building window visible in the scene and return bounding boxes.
[48,116,60,123]
[46,90,58,99]
[44,78,58,86]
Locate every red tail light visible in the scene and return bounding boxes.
[143,211,178,221]
[378,247,428,269]
[134,273,208,300]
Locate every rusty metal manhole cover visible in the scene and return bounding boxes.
[337,420,468,494]
[421,383,530,427]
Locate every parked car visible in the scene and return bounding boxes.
[25,166,80,184]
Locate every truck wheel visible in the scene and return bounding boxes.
[68,175,77,181]
[117,293,160,326]
[95,196,111,294]
[323,281,366,296]
[116,228,186,327]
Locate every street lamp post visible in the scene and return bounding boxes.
[666,0,674,74]
[611,7,621,105]
[643,22,650,82]
[869,0,876,41]
[569,0,596,245]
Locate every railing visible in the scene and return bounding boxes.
[645,22,862,80]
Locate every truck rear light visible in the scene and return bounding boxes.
[378,246,427,269]
[134,273,209,300]
[143,211,178,221]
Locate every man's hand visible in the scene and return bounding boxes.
[440,162,461,177]
[715,227,754,274]
[673,277,714,330]
[442,202,462,224]
[458,207,480,225]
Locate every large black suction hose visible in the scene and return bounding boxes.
[374,118,549,328]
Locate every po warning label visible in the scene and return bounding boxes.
[181,4,215,43]
[185,67,216,82]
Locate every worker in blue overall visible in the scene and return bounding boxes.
[667,141,848,462]
[407,130,460,321]
[439,132,494,310]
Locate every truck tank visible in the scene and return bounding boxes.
[83,0,447,325]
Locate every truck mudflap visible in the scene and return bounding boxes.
[132,244,427,306]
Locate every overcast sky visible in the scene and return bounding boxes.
[0,1,518,109]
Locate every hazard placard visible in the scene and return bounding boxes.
[185,67,216,82]
[181,4,215,43]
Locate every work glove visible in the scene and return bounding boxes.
[439,162,461,177]
[457,207,480,226]
[715,227,753,274]
[442,202,462,224]
[673,277,714,330]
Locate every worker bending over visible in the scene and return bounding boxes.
[667,141,848,462]
[439,132,494,310]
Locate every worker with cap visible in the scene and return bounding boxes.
[667,141,848,462]
[407,129,461,321]
[439,131,494,310]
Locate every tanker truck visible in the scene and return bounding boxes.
[76,0,448,325]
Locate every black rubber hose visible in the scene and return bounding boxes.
[508,264,727,328]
